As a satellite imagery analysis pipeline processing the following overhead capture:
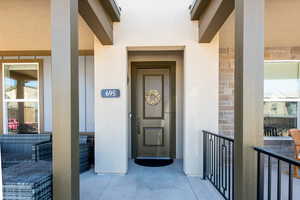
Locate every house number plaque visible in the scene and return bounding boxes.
[101,89,120,98]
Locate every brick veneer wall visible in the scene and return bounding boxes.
[219,47,300,136]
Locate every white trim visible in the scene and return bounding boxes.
[2,62,40,134]
[2,101,7,134]
[0,148,3,200]
[297,102,300,129]
[264,60,300,63]
[4,99,38,102]
[264,136,293,141]
[264,98,300,102]
[127,46,185,52]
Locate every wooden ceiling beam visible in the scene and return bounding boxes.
[190,0,211,20]
[79,0,121,45]
[191,0,234,43]
[99,0,121,22]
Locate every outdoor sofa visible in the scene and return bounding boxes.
[0,134,92,172]
[0,134,51,168]
[3,161,52,200]
[0,133,94,200]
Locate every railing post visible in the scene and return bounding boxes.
[203,131,207,180]
[232,144,235,200]
[202,131,234,200]
[257,151,265,200]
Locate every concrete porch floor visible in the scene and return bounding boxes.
[80,160,223,200]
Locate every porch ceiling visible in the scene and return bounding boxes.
[0,0,91,50]
[0,0,121,51]
[220,0,300,48]
[192,0,300,46]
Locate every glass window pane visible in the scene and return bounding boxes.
[7,102,39,134]
[264,62,300,99]
[264,102,297,117]
[264,62,299,80]
[265,79,300,99]
[264,102,297,133]
[4,63,38,100]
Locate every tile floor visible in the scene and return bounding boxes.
[80,160,223,200]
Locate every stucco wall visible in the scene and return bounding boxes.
[94,0,219,176]
[1,55,95,132]
[219,47,300,136]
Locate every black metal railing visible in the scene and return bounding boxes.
[264,127,288,137]
[203,131,234,200]
[254,147,300,200]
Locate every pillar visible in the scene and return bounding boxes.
[234,0,265,199]
[51,0,80,199]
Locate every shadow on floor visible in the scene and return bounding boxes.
[80,160,223,200]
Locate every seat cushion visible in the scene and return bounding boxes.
[3,161,52,200]
[2,152,31,162]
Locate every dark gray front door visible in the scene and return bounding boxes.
[132,62,175,158]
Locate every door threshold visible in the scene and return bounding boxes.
[136,157,172,160]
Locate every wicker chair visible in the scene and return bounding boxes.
[289,129,300,178]
[0,134,52,168]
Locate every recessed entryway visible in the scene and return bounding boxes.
[128,50,184,162]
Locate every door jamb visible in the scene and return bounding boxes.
[131,61,176,159]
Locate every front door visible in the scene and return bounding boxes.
[132,62,175,158]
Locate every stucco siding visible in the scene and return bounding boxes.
[94,0,219,176]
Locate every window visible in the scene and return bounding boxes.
[2,61,43,134]
[264,102,297,118]
[264,61,300,134]
[264,62,300,100]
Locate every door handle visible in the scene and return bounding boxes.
[136,118,141,135]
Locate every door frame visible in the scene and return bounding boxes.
[131,61,176,158]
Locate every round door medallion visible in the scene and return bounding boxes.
[145,89,161,106]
